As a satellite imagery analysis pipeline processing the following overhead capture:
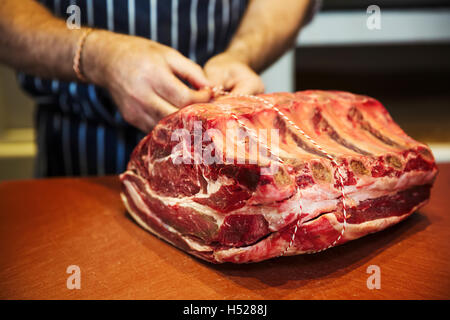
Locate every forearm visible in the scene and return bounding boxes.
[226,0,312,72]
[0,0,107,84]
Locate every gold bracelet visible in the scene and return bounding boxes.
[73,28,94,82]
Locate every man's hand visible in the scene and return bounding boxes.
[85,31,211,132]
[204,53,264,95]
[204,0,311,90]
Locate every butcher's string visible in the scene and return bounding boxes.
[210,86,348,255]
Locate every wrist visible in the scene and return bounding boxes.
[222,38,255,68]
[205,51,253,75]
[222,50,250,66]
[82,29,115,87]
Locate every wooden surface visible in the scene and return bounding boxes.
[0,165,449,300]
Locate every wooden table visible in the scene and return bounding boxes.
[0,165,449,300]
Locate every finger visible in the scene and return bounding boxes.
[204,67,231,91]
[154,71,211,108]
[135,112,157,132]
[166,51,211,89]
[122,106,157,133]
[131,94,179,132]
[206,74,233,92]
[231,78,265,95]
[142,93,179,120]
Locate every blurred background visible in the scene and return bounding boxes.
[1,0,449,180]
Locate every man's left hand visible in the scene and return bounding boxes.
[204,53,264,95]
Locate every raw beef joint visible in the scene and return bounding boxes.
[120,90,437,263]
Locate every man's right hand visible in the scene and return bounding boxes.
[84,31,212,132]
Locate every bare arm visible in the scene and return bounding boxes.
[0,0,211,132]
[205,0,312,94]
[226,0,311,72]
[0,0,85,81]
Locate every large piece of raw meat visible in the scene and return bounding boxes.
[120,90,437,263]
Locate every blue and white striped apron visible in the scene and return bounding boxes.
[19,0,249,177]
